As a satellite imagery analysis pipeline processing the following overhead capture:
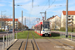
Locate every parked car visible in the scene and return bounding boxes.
[8,29,13,33]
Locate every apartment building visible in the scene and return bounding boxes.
[47,15,61,29]
[0,18,18,30]
[61,11,75,27]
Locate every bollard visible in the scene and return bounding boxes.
[12,33,13,42]
[12,34,13,42]
[8,34,9,46]
[10,34,11,44]
[6,34,7,48]
[3,35,4,50]
[16,32,17,39]
[13,34,14,41]
[60,33,61,38]
[9,34,10,45]
[7,32,8,47]
[71,33,72,41]
[9,34,11,45]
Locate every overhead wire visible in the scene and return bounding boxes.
[45,0,56,11]
[35,0,56,19]
[34,0,49,18]
[41,1,49,11]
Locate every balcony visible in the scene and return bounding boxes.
[68,20,72,23]
[68,17,72,19]
[68,24,72,26]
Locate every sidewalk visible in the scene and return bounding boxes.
[0,40,3,50]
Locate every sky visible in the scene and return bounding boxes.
[0,0,75,28]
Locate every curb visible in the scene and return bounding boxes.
[5,39,18,50]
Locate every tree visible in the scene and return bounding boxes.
[63,18,66,27]
[55,18,61,29]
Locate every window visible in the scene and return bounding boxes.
[68,16,70,17]
[2,22,4,26]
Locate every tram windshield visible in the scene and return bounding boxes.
[43,21,50,29]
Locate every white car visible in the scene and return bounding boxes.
[9,29,13,33]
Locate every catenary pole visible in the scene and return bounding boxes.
[45,11,46,20]
[66,0,68,38]
[22,11,23,31]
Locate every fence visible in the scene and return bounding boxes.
[0,32,17,50]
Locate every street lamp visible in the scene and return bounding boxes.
[1,11,6,30]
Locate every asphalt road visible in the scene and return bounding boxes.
[0,31,21,35]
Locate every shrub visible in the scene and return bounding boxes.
[0,30,2,32]
[68,27,72,32]
[59,27,65,31]
[0,30,5,32]
[60,27,73,32]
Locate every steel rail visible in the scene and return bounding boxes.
[31,40,35,50]
[18,41,23,50]
[31,32,39,50]
[24,32,29,50]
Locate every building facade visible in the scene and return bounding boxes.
[0,18,18,30]
[47,15,61,30]
[61,11,75,27]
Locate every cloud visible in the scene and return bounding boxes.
[18,16,37,25]
[18,16,38,28]
[69,6,75,10]
[15,0,30,4]
[0,4,5,6]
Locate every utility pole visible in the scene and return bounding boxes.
[22,11,23,31]
[25,18,26,26]
[55,16,56,30]
[45,11,46,20]
[72,16,73,32]
[66,0,68,38]
[25,18,26,29]
[1,11,2,31]
[40,11,46,20]
[13,0,15,38]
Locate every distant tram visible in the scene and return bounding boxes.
[34,20,51,36]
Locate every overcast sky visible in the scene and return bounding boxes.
[0,0,75,28]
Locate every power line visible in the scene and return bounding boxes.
[45,0,56,11]
[35,0,56,18]
[48,0,50,7]
[41,0,49,11]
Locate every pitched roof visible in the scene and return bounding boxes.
[0,18,18,21]
[47,16,56,20]
[63,11,75,15]
[47,15,59,20]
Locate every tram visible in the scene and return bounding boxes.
[34,20,51,36]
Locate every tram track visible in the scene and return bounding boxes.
[7,39,24,50]
[24,31,39,50]
[7,31,39,50]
